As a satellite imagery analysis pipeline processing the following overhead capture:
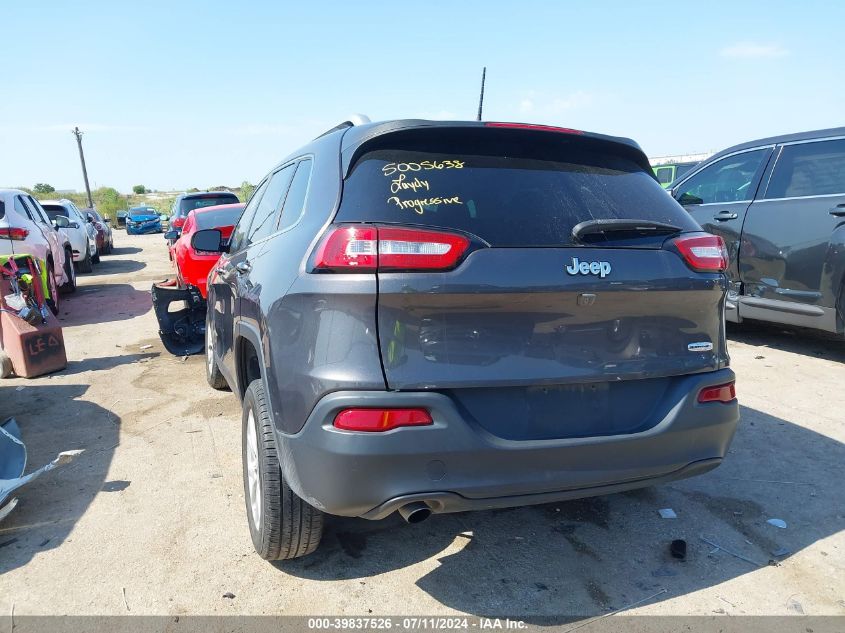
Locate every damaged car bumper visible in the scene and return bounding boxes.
[151,281,207,356]
[0,418,83,521]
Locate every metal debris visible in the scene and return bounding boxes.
[1,418,84,521]
[700,534,765,568]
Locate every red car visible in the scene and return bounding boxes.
[152,203,244,355]
[169,203,245,298]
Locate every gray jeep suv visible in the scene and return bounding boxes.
[196,119,740,560]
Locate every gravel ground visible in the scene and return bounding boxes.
[0,230,842,621]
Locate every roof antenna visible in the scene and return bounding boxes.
[476,67,487,121]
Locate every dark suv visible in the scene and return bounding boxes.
[669,127,845,335]
[167,191,240,242]
[196,119,740,560]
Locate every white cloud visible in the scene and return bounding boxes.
[549,91,593,113]
[720,42,790,59]
[516,90,593,116]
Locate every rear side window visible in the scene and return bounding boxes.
[654,166,674,184]
[229,180,269,252]
[764,139,845,199]
[14,196,34,221]
[278,159,312,231]
[246,165,295,245]
[0,200,4,220]
[337,134,696,246]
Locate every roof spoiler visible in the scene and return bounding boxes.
[314,114,371,140]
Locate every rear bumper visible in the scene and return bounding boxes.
[275,368,739,518]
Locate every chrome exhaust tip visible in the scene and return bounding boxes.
[398,501,432,524]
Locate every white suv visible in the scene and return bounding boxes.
[0,189,74,312]
[40,199,98,272]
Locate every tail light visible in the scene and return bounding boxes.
[94,222,104,231]
[333,408,433,432]
[698,381,736,404]
[171,217,185,229]
[314,225,470,272]
[672,234,728,272]
[485,122,584,135]
[0,227,28,241]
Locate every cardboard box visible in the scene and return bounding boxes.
[0,310,67,378]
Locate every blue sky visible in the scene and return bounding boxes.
[1,0,843,192]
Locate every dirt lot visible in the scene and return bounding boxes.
[0,230,843,620]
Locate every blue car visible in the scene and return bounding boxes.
[126,206,162,234]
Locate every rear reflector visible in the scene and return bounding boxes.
[314,225,470,272]
[0,227,28,241]
[333,408,433,432]
[485,122,584,135]
[697,381,736,404]
[672,234,728,272]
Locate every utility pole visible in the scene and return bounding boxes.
[72,127,94,209]
[476,67,487,121]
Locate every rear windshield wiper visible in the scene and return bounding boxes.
[571,219,683,244]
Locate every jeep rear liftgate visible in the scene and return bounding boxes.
[329,125,729,439]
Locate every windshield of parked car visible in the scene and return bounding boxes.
[338,131,698,247]
[194,206,244,230]
[180,194,239,214]
[128,207,158,219]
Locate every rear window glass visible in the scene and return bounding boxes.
[180,194,239,214]
[195,206,244,230]
[337,136,696,246]
[41,204,70,221]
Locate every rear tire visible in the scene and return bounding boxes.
[205,315,229,391]
[45,261,59,316]
[92,249,100,264]
[60,249,76,294]
[242,379,323,560]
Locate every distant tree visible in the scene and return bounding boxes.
[33,183,55,194]
[92,187,125,220]
[132,185,146,195]
[240,181,255,202]
[187,187,200,193]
